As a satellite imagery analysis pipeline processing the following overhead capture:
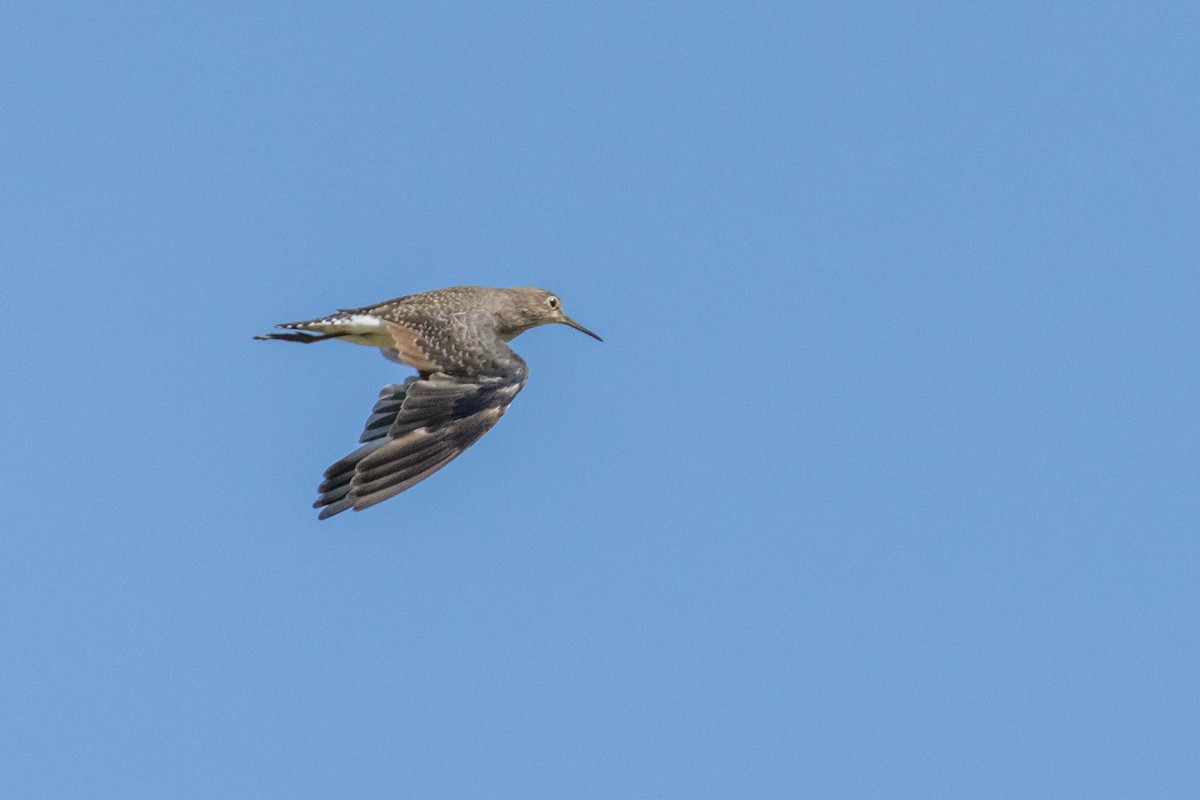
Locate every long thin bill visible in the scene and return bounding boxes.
[562,315,603,341]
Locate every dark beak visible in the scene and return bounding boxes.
[562,315,602,341]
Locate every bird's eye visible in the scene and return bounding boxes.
[547,296,560,310]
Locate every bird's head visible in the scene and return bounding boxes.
[500,287,602,342]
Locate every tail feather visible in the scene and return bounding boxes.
[256,312,390,347]
[254,331,347,343]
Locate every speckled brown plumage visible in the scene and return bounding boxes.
[256,285,601,519]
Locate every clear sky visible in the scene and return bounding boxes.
[2,2,1197,797]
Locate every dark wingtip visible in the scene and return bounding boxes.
[315,498,354,519]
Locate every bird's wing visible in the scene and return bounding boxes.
[314,365,528,519]
[374,313,515,375]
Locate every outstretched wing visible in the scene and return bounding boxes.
[314,365,528,519]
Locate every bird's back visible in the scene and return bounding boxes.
[355,285,507,321]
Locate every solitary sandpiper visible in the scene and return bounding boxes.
[256,285,601,519]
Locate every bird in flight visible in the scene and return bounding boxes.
[257,285,601,519]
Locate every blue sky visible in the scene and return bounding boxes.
[2,1,1198,797]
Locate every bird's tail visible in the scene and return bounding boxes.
[255,313,386,344]
[253,330,347,343]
